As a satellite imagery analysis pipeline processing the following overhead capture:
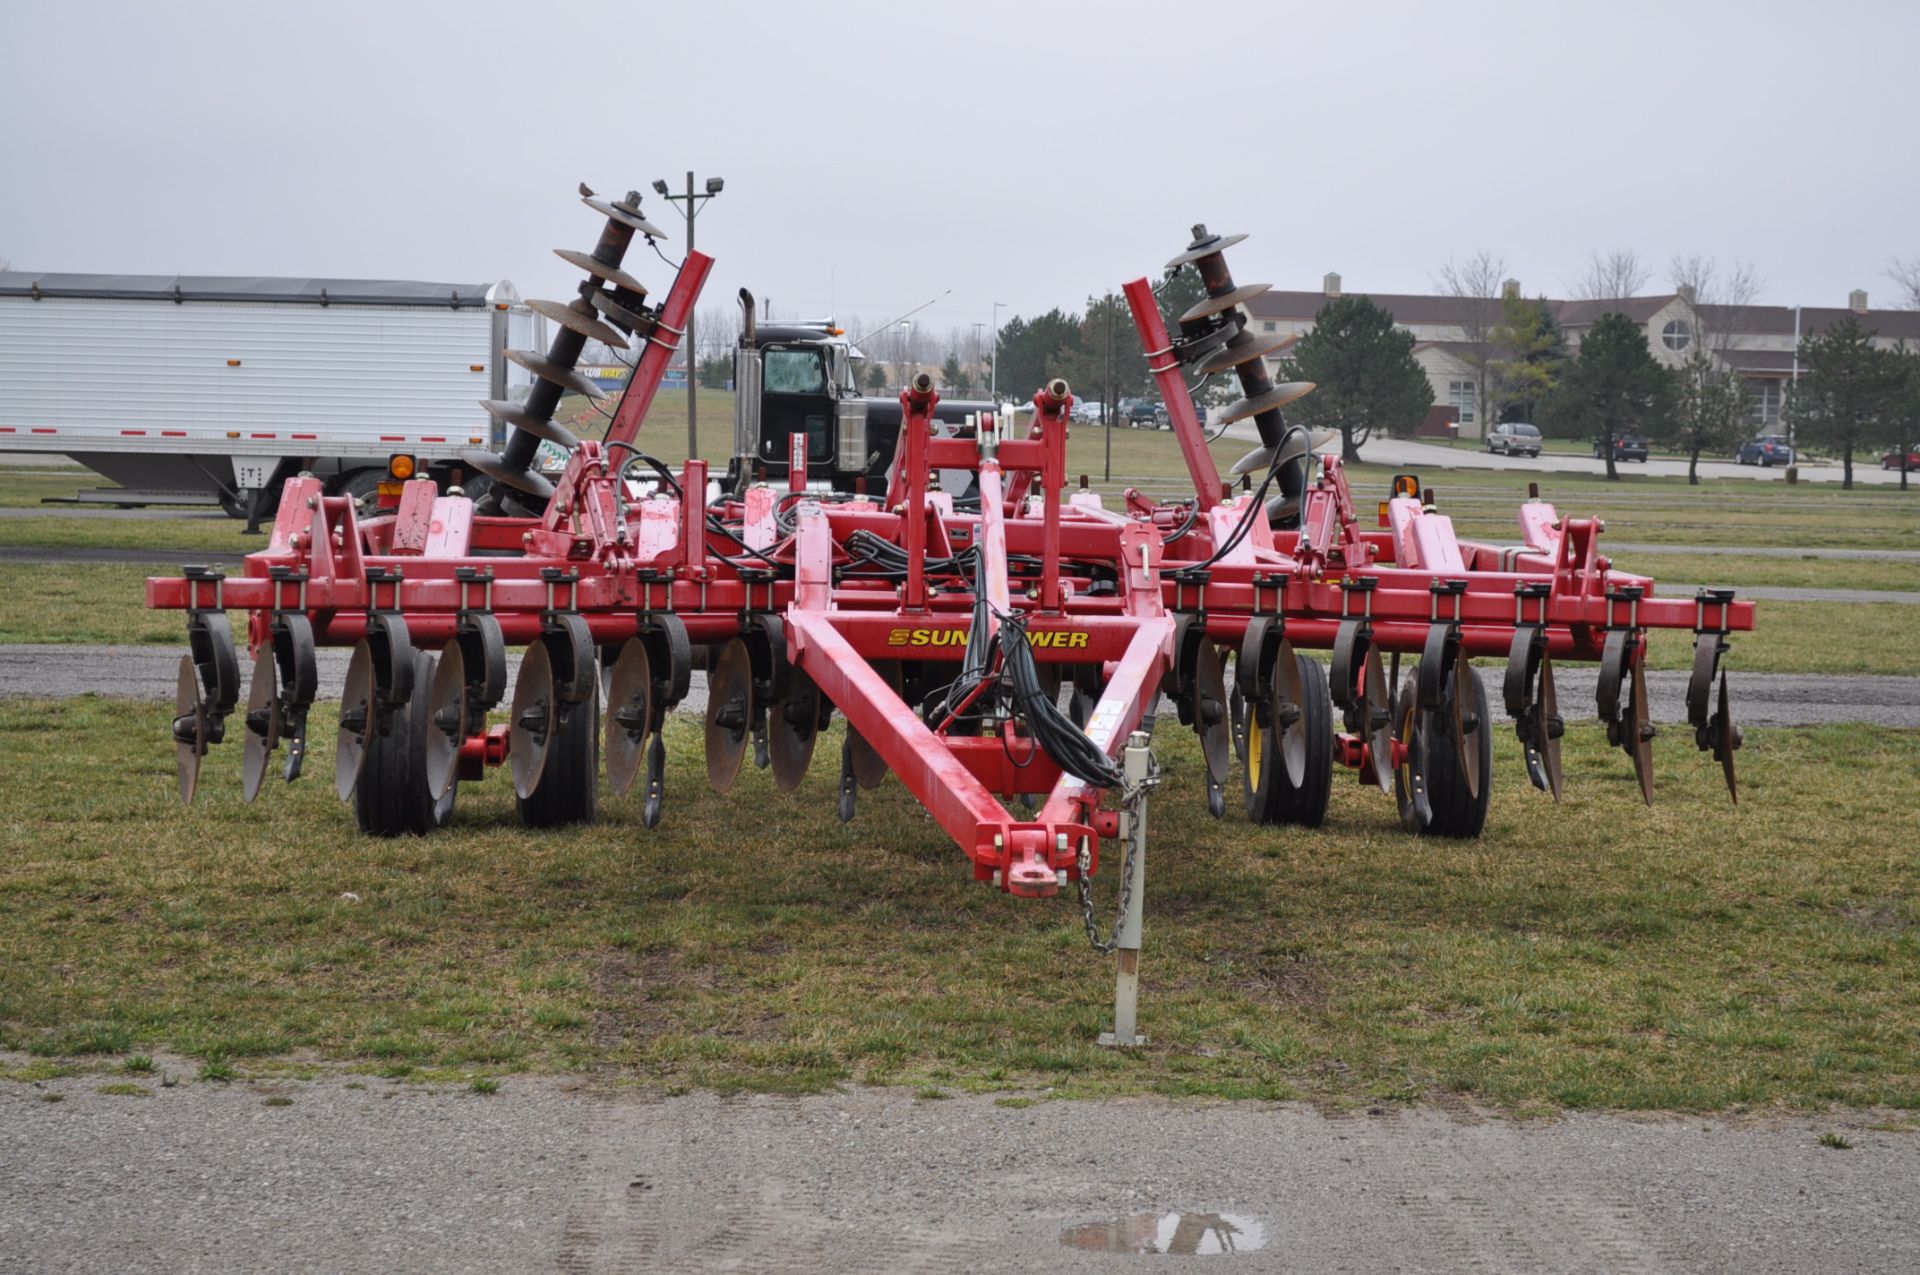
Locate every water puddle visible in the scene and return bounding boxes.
[1060,1211,1267,1255]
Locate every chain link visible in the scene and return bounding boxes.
[1078,753,1161,953]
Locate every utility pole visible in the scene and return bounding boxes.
[1104,297,1115,483]
[654,171,724,459]
[990,301,1006,401]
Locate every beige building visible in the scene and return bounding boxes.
[1242,277,1920,439]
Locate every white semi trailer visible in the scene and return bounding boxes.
[0,272,535,520]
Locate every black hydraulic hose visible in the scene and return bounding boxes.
[1162,424,1303,576]
[999,615,1124,789]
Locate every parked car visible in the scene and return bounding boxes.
[1595,434,1650,463]
[1486,422,1543,457]
[1880,444,1920,470]
[1736,435,1795,467]
[1121,399,1162,428]
[1071,399,1107,424]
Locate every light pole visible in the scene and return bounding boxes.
[970,322,985,393]
[990,301,1007,401]
[1104,297,1115,484]
[897,320,912,391]
[653,171,723,459]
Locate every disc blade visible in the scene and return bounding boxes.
[1630,653,1654,806]
[1686,633,1719,727]
[480,399,581,450]
[705,638,754,794]
[1194,641,1231,784]
[845,660,901,790]
[581,196,669,240]
[553,247,646,294]
[174,653,207,805]
[1194,329,1297,377]
[768,670,822,793]
[1540,654,1564,802]
[460,447,556,500]
[1216,382,1316,426]
[1275,643,1308,789]
[1453,652,1481,800]
[1394,689,1431,832]
[1229,443,1275,478]
[509,640,556,800]
[525,297,628,348]
[1365,650,1393,794]
[1163,232,1248,271]
[502,346,607,401]
[1715,671,1740,804]
[604,639,652,797]
[241,645,281,803]
[424,640,468,802]
[334,640,373,801]
[1179,281,1271,324]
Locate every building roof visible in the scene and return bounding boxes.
[1553,296,1678,325]
[1246,284,1920,341]
[1410,340,1485,360]
[1717,349,1799,373]
[1247,289,1505,327]
[1707,303,1920,340]
[0,272,509,308]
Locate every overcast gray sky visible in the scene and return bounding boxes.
[5,0,1917,343]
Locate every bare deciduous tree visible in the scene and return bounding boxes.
[1886,257,1920,310]
[1432,250,1507,433]
[1669,253,1762,354]
[1572,249,1650,303]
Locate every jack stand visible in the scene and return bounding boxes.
[1098,730,1152,1049]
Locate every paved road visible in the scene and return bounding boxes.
[2,1077,1913,1274]
[6,644,1917,728]
[0,505,230,522]
[1330,436,1916,488]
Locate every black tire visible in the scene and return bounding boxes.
[334,468,387,516]
[1247,653,1333,828]
[517,686,598,828]
[1416,663,1492,839]
[452,472,493,503]
[355,651,457,836]
[218,487,282,522]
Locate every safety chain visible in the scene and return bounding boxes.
[1077,751,1161,953]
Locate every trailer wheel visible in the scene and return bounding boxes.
[517,688,598,828]
[1396,664,1492,839]
[335,468,386,516]
[355,651,457,836]
[218,487,281,522]
[1247,652,1332,828]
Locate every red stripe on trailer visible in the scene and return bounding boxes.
[161,430,187,437]
[0,427,14,433]
[380,436,405,442]
[31,428,55,434]
[251,433,275,439]
[121,429,147,436]
[420,436,446,443]
[291,433,317,440]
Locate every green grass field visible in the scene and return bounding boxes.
[1,702,1915,1111]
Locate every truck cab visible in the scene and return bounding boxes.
[727,293,995,496]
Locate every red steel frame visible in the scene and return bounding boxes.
[148,245,1756,897]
